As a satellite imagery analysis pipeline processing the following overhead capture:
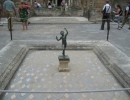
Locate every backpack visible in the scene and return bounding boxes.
[102,6,110,17]
[102,6,106,14]
[128,6,130,15]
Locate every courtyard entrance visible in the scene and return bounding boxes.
[58,0,62,6]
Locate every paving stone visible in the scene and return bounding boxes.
[0,17,130,99]
[2,50,130,99]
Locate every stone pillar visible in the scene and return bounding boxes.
[30,0,32,5]
[68,0,70,6]
[55,0,57,6]
[71,0,73,6]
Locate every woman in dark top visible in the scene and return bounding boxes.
[114,4,123,30]
[19,2,30,30]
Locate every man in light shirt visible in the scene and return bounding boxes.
[100,0,111,30]
[3,0,16,31]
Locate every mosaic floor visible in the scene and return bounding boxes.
[2,50,130,100]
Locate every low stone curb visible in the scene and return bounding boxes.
[0,40,130,97]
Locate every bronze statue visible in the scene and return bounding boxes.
[56,28,68,56]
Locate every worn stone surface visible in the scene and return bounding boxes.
[0,41,130,99]
[34,9,84,17]
[28,17,89,24]
[0,17,130,99]
[0,20,130,57]
[1,49,130,100]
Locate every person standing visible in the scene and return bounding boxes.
[65,2,68,11]
[3,0,16,31]
[61,1,64,11]
[0,4,3,25]
[48,2,52,10]
[121,2,130,30]
[18,2,30,30]
[100,1,111,30]
[34,1,38,8]
[25,2,31,24]
[114,5,123,30]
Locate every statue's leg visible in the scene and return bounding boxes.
[63,49,65,56]
[62,44,65,56]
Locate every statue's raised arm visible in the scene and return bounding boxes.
[64,28,68,37]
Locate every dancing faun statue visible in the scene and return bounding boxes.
[56,28,68,56]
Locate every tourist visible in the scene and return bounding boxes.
[65,2,68,11]
[37,2,42,8]
[0,4,3,25]
[18,2,30,30]
[48,2,52,10]
[25,2,31,24]
[52,3,56,8]
[121,2,130,30]
[3,0,16,31]
[113,5,123,30]
[34,1,37,7]
[34,1,42,8]
[61,1,64,11]
[100,0,111,30]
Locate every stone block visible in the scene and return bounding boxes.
[58,55,70,72]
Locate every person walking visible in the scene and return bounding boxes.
[114,5,123,30]
[3,0,16,31]
[100,0,111,30]
[18,2,30,30]
[121,2,130,30]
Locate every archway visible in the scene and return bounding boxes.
[58,0,62,6]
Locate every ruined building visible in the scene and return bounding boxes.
[13,0,128,11]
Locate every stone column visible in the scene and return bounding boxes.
[30,0,32,5]
[68,0,70,6]
[71,0,73,6]
[55,0,57,6]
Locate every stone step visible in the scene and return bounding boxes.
[0,17,90,24]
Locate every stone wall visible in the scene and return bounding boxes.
[11,0,130,20]
[33,8,83,17]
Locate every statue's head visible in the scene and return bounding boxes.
[60,31,64,36]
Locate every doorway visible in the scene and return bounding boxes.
[58,0,62,6]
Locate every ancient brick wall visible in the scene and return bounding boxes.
[10,0,129,18]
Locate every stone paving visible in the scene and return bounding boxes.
[0,17,89,24]
[1,50,130,100]
[28,17,89,24]
[0,17,130,100]
[0,22,130,57]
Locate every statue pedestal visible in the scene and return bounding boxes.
[58,55,70,72]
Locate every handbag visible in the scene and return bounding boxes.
[115,15,119,17]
